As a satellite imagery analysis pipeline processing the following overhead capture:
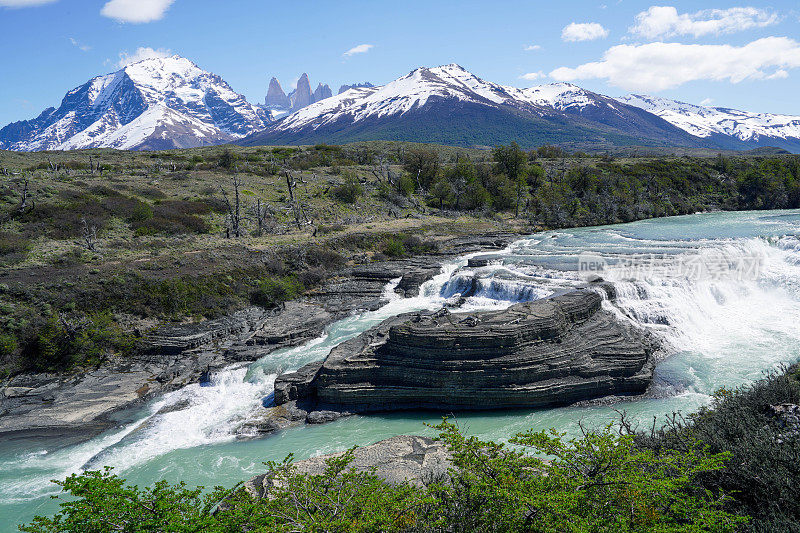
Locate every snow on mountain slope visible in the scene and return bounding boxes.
[507,82,601,111]
[617,94,800,146]
[0,55,270,151]
[272,64,523,133]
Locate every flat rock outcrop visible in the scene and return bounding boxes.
[244,435,450,498]
[275,288,657,412]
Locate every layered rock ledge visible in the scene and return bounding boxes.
[275,287,658,413]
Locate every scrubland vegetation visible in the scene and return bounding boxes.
[1,142,799,376]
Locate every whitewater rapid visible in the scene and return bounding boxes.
[2,210,800,530]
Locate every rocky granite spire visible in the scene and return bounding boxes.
[338,82,375,94]
[289,73,313,111]
[313,83,332,103]
[265,77,289,109]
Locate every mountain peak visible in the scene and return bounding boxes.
[266,77,289,109]
[436,63,468,71]
[0,55,269,151]
[120,54,195,71]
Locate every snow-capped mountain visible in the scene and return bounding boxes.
[242,64,704,149]
[0,55,270,151]
[7,58,796,153]
[617,95,800,152]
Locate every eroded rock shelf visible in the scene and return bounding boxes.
[274,286,658,414]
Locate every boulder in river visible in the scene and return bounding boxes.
[244,435,451,498]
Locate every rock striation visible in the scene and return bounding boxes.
[275,287,657,412]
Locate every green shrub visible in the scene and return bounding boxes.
[130,200,211,235]
[0,333,18,358]
[127,202,154,223]
[331,173,363,204]
[381,237,407,258]
[21,420,745,532]
[250,277,304,308]
[23,313,137,372]
[218,149,237,170]
[637,367,800,531]
[428,179,454,208]
[397,174,416,197]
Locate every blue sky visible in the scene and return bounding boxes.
[1,0,800,126]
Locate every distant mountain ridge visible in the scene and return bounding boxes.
[4,57,800,153]
[338,82,375,95]
[616,94,800,153]
[0,55,270,151]
[241,64,710,150]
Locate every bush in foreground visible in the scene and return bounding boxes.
[21,421,744,532]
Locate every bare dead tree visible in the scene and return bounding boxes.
[369,154,398,187]
[219,174,244,238]
[415,168,424,193]
[249,198,274,236]
[47,157,59,173]
[79,217,99,252]
[2,178,35,222]
[282,168,312,229]
[16,178,33,214]
[86,155,103,176]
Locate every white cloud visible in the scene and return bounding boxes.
[562,22,609,42]
[700,98,713,106]
[0,0,56,6]
[69,37,91,52]
[767,69,789,80]
[343,44,374,57]
[631,6,779,40]
[520,71,546,81]
[524,44,542,51]
[101,0,175,23]
[550,37,800,91]
[115,47,172,68]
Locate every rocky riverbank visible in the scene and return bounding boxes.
[266,284,658,427]
[0,234,516,440]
